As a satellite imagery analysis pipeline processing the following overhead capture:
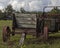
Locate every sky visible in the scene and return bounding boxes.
[0,0,60,11]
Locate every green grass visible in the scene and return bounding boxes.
[0,20,60,48]
[0,20,12,48]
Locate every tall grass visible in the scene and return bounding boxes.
[0,20,60,48]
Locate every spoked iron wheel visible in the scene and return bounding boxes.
[2,26,11,42]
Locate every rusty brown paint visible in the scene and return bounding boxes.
[44,26,48,40]
[2,26,10,42]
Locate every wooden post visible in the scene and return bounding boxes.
[18,33,25,47]
[24,32,27,39]
[44,26,48,40]
[36,14,40,38]
[12,27,15,36]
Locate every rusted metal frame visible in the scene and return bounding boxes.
[41,6,60,40]
[36,14,40,37]
[12,14,17,36]
[11,32,36,35]
[44,14,60,16]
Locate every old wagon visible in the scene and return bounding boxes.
[2,6,60,42]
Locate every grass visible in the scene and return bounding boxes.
[0,20,60,48]
[0,20,12,48]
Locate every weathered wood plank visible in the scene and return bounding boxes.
[18,24,36,28]
[15,14,36,28]
[16,14,36,18]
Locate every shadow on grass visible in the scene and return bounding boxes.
[6,35,60,47]
[47,36,60,44]
[24,36,60,45]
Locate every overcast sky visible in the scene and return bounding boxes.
[0,0,60,11]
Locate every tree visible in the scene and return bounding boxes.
[0,10,3,19]
[48,7,60,14]
[20,8,26,13]
[5,4,14,15]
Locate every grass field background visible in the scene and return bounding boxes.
[0,20,60,48]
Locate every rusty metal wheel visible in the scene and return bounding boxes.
[2,26,11,42]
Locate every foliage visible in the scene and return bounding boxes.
[0,10,4,19]
[4,4,14,15]
[47,7,60,14]
[1,4,15,20]
[20,8,26,13]
[0,10,2,18]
